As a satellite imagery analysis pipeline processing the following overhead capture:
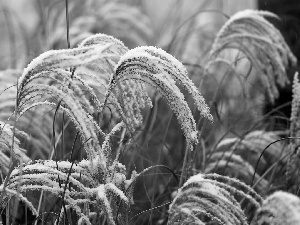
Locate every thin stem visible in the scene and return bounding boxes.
[65,0,70,49]
[179,142,190,187]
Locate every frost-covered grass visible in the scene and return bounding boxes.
[0,1,299,225]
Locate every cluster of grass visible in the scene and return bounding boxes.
[0,1,299,224]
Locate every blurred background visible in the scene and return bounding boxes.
[1,0,258,69]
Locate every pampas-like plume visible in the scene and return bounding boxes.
[17,34,128,161]
[209,130,285,182]
[168,173,262,225]
[252,191,300,225]
[208,9,297,103]
[4,158,136,225]
[286,72,300,192]
[205,153,269,196]
[109,46,212,147]
[17,32,211,156]
[3,32,211,224]
[290,73,300,140]
[2,34,141,224]
[18,42,113,91]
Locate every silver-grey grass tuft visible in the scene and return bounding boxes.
[168,173,262,225]
[1,32,211,224]
[208,9,297,104]
[252,191,300,225]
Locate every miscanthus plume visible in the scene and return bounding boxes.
[0,33,211,224]
[208,9,297,103]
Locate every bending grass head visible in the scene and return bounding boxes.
[1,33,212,224]
[208,9,297,103]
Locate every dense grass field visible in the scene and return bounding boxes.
[0,1,299,224]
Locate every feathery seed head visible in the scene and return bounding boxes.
[110,46,212,145]
[209,9,297,103]
[252,191,300,225]
[168,173,261,224]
